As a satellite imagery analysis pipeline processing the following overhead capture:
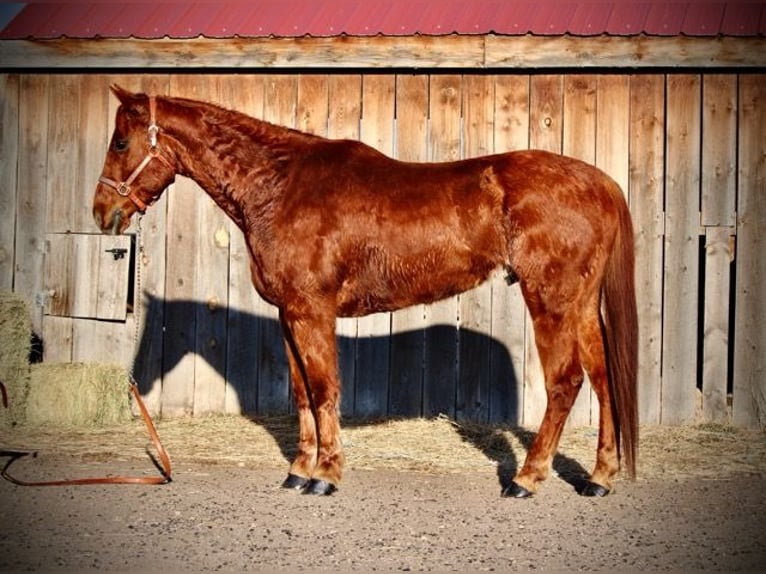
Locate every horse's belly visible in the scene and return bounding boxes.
[335,252,499,317]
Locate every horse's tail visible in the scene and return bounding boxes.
[602,192,639,479]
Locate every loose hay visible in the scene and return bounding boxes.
[2,413,764,482]
[0,290,32,428]
[24,363,132,427]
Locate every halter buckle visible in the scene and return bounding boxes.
[116,182,131,197]
[148,124,159,149]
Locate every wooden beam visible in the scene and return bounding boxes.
[0,34,764,69]
[485,35,766,69]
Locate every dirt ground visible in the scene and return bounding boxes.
[2,416,765,572]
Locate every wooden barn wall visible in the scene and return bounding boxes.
[0,72,764,428]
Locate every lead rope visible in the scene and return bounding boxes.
[1,215,172,486]
[125,214,172,482]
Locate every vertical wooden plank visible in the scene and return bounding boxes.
[296,75,329,135]
[328,75,360,138]
[524,74,563,427]
[529,75,563,154]
[96,235,131,321]
[389,73,429,417]
[663,74,701,424]
[45,75,79,233]
[428,74,462,164]
[40,236,70,364]
[700,74,737,425]
[563,75,597,162]
[595,75,630,427]
[458,74,495,423]
[327,74,362,417]
[43,234,72,316]
[702,227,732,422]
[219,74,265,415]
[75,74,110,232]
[394,75,429,154]
[562,74,598,427]
[629,74,665,425]
[160,74,204,417]
[422,74,461,419]
[0,74,19,290]
[70,233,100,319]
[701,75,737,227]
[15,75,49,335]
[356,74,395,417]
[41,316,73,362]
[596,76,630,196]
[359,74,395,155]
[490,74,529,425]
[258,74,296,414]
[733,74,766,428]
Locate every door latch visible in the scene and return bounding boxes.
[105,247,128,260]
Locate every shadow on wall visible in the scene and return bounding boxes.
[131,294,592,491]
[133,293,523,423]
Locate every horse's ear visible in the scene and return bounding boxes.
[110,84,135,105]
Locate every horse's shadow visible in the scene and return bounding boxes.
[132,294,590,492]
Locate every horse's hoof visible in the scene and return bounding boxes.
[502,481,533,498]
[282,473,309,490]
[579,481,610,497]
[301,478,337,496]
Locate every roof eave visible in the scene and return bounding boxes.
[1,33,764,70]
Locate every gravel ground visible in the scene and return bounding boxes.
[2,455,765,572]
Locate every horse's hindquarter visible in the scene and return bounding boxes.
[499,150,625,309]
[271,144,511,316]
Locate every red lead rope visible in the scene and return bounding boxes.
[1,381,172,486]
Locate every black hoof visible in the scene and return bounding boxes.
[579,481,610,497]
[282,473,309,490]
[301,478,337,496]
[502,481,533,498]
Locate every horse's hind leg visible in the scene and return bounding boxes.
[280,308,344,495]
[577,301,620,495]
[504,302,585,498]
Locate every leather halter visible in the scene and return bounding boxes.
[98,96,174,213]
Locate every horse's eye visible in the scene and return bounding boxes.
[113,139,129,152]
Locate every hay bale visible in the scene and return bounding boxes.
[0,290,32,427]
[25,363,132,427]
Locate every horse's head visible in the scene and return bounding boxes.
[93,85,176,234]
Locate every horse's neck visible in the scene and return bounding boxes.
[161,97,297,230]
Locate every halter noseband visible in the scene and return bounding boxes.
[98,96,174,213]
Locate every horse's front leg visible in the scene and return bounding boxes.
[280,307,344,495]
[281,330,318,490]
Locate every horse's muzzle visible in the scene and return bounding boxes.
[93,207,127,235]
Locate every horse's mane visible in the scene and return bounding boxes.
[166,94,323,149]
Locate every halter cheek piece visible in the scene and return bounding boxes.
[98,96,174,213]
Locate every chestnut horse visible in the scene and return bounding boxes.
[93,85,638,498]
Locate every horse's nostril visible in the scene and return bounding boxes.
[94,212,103,229]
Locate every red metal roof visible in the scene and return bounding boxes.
[1,1,764,40]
